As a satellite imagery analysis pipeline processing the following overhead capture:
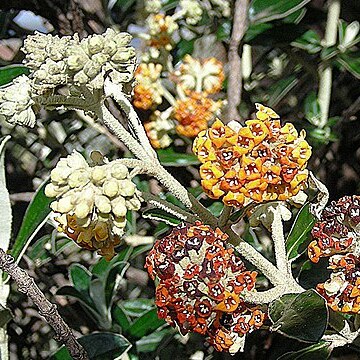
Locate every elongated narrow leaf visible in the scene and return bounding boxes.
[50,332,132,360]
[128,309,165,338]
[249,0,310,25]
[277,342,331,360]
[142,208,182,226]
[337,52,360,79]
[112,305,131,332]
[11,178,52,261]
[268,75,298,107]
[286,203,316,260]
[157,148,199,167]
[0,136,11,254]
[70,264,92,293]
[121,299,155,318]
[269,289,328,343]
[0,65,29,86]
[136,329,171,353]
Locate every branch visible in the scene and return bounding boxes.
[317,0,341,128]
[227,0,249,121]
[0,248,88,360]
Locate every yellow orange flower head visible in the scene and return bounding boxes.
[173,92,223,138]
[192,104,312,207]
[133,63,163,110]
[174,55,225,95]
[146,14,178,51]
[45,151,142,260]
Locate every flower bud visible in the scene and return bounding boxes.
[111,163,128,179]
[118,179,136,197]
[95,195,111,213]
[91,167,106,183]
[75,202,91,219]
[57,196,73,213]
[103,179,119,197]
[111,197,127,217]
[88,35,104,54]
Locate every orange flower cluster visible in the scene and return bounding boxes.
[59,214,121,260]
[133,63,163,110]
[308,196,360,313]
[145,222,265,354]
[192,104,312,207]
[173,92,222,137]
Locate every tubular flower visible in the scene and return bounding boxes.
[144,110,175,149]
[145,222,265,354]
[173,92,223,137]
[45,151,142,260]
[146,14,178,51]
[307,196,360,313]
[133,63,163,110]
[22,29,136,93]
[174,55,225,95]
[192,104,312,207]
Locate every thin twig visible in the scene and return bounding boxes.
[0,248,88,360]
[227,0,249,122]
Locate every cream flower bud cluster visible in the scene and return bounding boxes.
[22,29,136,93]
[0,75,36,127]
[210,0,231,17]
[179,0,203,25]
[45,151,142,241]
[145,0,162,13]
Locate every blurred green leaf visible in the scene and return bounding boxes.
[277,342,331,359]
[0,65,29,86]
[11,178,52,261]
[176,38,195,61]
[0,304,13,327]
[297,259,330,289]
[121,299,154,318]
[216,20,231,41]
[128,309,165,338]
[245,23,273,42]
[104,261,129,308]
[207,201,224,217]
[136,329,170,353]
[249,0,310,25]
[286,203,316,260]
[268,75,298,106]
[50,332,131,360]
[337,52,360,79]
[142,208,182,226]
[269,289,328,342]
[304,91,321,125]
[57,286,97,314]
[70,264,91,293]
[130,244,153,260]
[112,305,131,332]
[292,30,322,53]
[157,148,199,167]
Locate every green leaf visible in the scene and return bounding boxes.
[0,136,12,254]
[304,92,321,125]
[128,309,165,338]
[104,261,129,308]
[142,208,182,226]
[269,289,328,343]
[207,201,224,217]
[0,65,29,86]
[50,332,132,360]
[268,75,298,107]
[291,30,322,54]
[136,329,171,353]
[121,299,154,318]
[286,203,316,260]
[337,52,360,79]
[249,0,310,25]
[297,259,330,289]
[70,264,91,293]
[0,304,13,327]
[112,305,131,333]
[245,23,273,42]
[11,178,52,261]
[157,148,199,167]
[216,20,231,41]
[57,286,97,314]
[277,342,331,360]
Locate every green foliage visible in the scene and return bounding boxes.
[269,290,328,343]
[0,65,29,86]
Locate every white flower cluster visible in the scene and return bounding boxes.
[45,151,142,259]
[179,0,203,25]
[22,29,136,93]
[0,75,36,127]
[210,0,231,17]
[145,0,162,13]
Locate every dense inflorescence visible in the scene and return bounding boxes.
[173,92,222,138]
[145,222,265,354]
[133,63,163,110]
[308,196,360,313]
[192,104,312,207]
[45,151,142,260]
